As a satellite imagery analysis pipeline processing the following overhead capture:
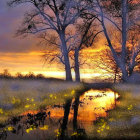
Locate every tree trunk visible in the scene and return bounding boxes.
[121,0,128,82]
[73,96,80,130]
[129,57,135,76]
[98,0,129,82]
[121,66,128,82]
[59,31,72,81]
[60,99,72,140]
[74,48,80,82]
[128,66,134,76]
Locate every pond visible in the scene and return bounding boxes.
[0,88,119,140]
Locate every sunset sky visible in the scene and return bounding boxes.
[0,0,110,80]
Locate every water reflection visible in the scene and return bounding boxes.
[0,89,119,140]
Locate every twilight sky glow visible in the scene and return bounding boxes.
[0,0,110,80]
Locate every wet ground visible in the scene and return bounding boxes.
[0,88,119,140]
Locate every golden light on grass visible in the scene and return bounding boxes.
[0,108,4,114]
[31,89,118,123]
[39,125,49,130]
[0,79,83,123]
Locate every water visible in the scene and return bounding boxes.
[0,89,119,140]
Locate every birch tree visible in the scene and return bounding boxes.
[8,0,86,81]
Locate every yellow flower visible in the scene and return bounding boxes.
[128,105,133,110]
[71,90,75,95]
[11,97,16,104]
[71,132,78,136]
[64,94,68,97]
[39,125,49,130]
[50,94,53,98]
[25,105,30,108]
[7,126,14,131]
[26,98,30,101]
[25,125,36,133]
[26,128,33,133]
[11,97,20,104]
[106,126,110,130]
[101,128,104,131]
[55,129,61,137]
[97,130,100,133]
[56,131,61,137]
[102,123,106,128]
[31,98,34,102]
[109,118,114,122]
[0,108,3,114]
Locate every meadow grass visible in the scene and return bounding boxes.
[1,80,140,139]
[89,83,140,139]
[0,79,84,124]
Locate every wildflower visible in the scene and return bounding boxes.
[109,118,114,122]
[102,123,106,128]
[25,105,30,108]
[31,98,34,102]
[106,126,110,130]
[64,94,68,97]
[39,125,49,130]
[11,97,16,104]
[128,105,133,110]
[56,131,61,137]
[0,108,3,114]
[11,97,20,104]
[101,128,104,131]
[26,128,33,133]
[49,94,53,98]
[7,126,14,131]
[55,129,61,137]
[71,90,75,95]
[26,125,36,133]
[71,132,78,136]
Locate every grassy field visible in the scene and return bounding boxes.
[0,79,84,124]
[87,83,140,139]
[1,80,140,139]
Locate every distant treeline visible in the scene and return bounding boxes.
[0,69,63,81]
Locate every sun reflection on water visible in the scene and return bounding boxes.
[42,89,119,123]
[0,89,119,140]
